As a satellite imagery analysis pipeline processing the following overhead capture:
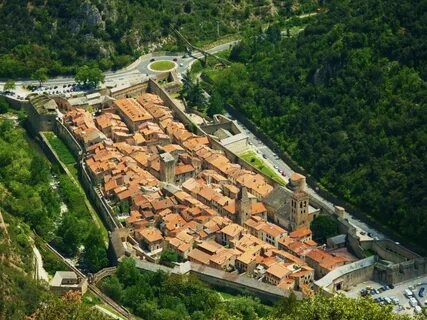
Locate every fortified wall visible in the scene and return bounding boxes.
[132,259,300,304]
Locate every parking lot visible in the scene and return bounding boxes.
[344,276,427,316]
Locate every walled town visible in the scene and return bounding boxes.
[3,72,427,317]
[59,89,326,295]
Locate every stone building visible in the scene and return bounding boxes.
[159,152,176,183]
[49,271,88,296]
[263,173,318,231]
[237,186,251,226]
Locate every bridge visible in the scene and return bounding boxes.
[40,239,132,319]
[172,27,232,66]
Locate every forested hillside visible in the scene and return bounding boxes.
[208,0,427,246]
[0,115,108,272]
[0,0,318,78]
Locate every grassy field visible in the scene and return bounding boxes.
[44,132,76,165]
[240,151,286,185]
[150,60,176,71]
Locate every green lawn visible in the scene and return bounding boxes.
[150,60,176,71]
[240,151,286,185]
[44,132,76,165]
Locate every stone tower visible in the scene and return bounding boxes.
[236,186,251,226]
[289,173,312,230]
[159,152,176,183]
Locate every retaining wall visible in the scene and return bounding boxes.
[133,259,295,304]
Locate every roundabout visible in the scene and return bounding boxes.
[148,60,177,72]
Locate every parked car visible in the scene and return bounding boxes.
[414,306,422,314]
[419,287,425,297]
[409,297,418,307]
[405,289,414,297]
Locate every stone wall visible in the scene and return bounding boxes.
[374,258,427,285]
[361,239,419,264]
[79,162,120,231]
[37,132,68,174]
[54,120,83,158]
[110,82,149,100]
[133,259,298,304]
[148,78,198,130]
[53,119,120,231]
[314,256,377,295]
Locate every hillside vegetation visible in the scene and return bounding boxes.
[0,118,108,272]
[0,0,318,78]
[207,0,427,246]
[100,258,422,320]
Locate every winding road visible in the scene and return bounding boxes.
[0,41,239,93]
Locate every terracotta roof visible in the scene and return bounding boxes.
[138,227,163,243]
[266,263,290,280]
[175,164,194,175]
[221,223,244,238]
[188,248,211,265]
[290,227,312,239]
[114,98,153,122]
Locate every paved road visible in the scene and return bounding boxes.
[227,112,386,240]
[0,41,239,92]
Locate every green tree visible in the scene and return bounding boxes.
[270,294,418,320]
[32,68,48,87]
[3,80,15,91]
[0,96,9,114]
[101,276,123,302]
[207,91,224,117]
[310,215,339,243]
[54,215,84,257]
[160,250,178,266]
[31,292,109,320]
[116,257,141,287]
[82,226,108,272]
[75,65,105,88]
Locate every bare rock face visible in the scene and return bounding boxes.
[81,1,103,29]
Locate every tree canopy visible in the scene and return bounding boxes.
[208,0,427,248]
[0,0,319,78]
[75,65,105,88]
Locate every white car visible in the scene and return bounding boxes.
[409,297,418,307]
[405,289,413,297]
[414,305,422,314]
